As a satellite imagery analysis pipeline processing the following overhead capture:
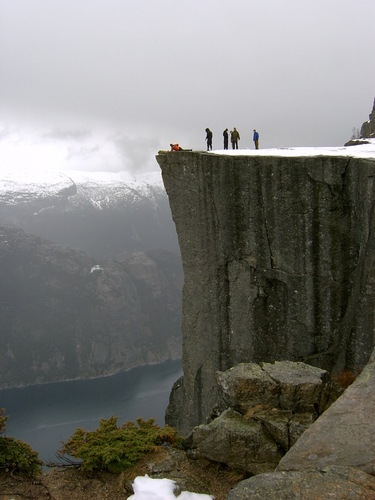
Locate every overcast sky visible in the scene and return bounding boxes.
[0,0,374,174]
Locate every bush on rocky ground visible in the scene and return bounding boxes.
[59,416,178,473]
[0,408,43,478]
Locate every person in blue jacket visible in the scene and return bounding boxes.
[253,129,259,149]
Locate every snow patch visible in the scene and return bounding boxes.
[90,265,103,273]
[210,139,375,159]
[128,475,214,500]
[0,166,164,206]
[0,168,75,202]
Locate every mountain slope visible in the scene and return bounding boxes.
[0,226,182,388]
[0,169,179,259]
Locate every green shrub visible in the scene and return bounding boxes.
[0,408,43,478]
[59,416,178,473]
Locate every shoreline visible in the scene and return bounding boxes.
[0,357,182,392]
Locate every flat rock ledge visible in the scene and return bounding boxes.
[227,348,375,499]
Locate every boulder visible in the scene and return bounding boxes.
[227,466,375,500]
[215,363,279,414]
[216,361,338,417]
[254,409,315,451]
[190,361,341,473]
[261,360,333,414]
[192,409,284,475]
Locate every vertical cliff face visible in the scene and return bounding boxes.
[157,151,375,435]
[360,97,375,139]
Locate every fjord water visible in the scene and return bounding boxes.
[0,360,182,463]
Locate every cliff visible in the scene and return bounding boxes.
[0,168,183,388]
[0,226,182,388]
[157,146,375,435]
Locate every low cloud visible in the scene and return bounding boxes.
[43,127,92,141]
[0,121,163,175]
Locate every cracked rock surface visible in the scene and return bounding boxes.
[157,151,375,435]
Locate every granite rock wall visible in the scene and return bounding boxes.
[157,151,375,435]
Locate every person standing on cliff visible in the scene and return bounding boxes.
[205,128,213,151]
[223,128,229,149]
[253,129,259,149]
[231,127,240,149]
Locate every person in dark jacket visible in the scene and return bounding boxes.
[205,128,213,151]
[253,129,259,149]
[231,128,240,149]
[223,129,229,149]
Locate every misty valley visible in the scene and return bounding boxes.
[0,169,183,454]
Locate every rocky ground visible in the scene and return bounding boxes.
[0,446,245,499]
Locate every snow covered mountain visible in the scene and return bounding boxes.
[0,168,179,259]
[0,167,183,388]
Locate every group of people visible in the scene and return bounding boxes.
[206,127,259,150]
[170,127,260,153]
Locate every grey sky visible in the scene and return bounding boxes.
[0,0,374,173]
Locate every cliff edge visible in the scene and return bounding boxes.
[157,146,375,436]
